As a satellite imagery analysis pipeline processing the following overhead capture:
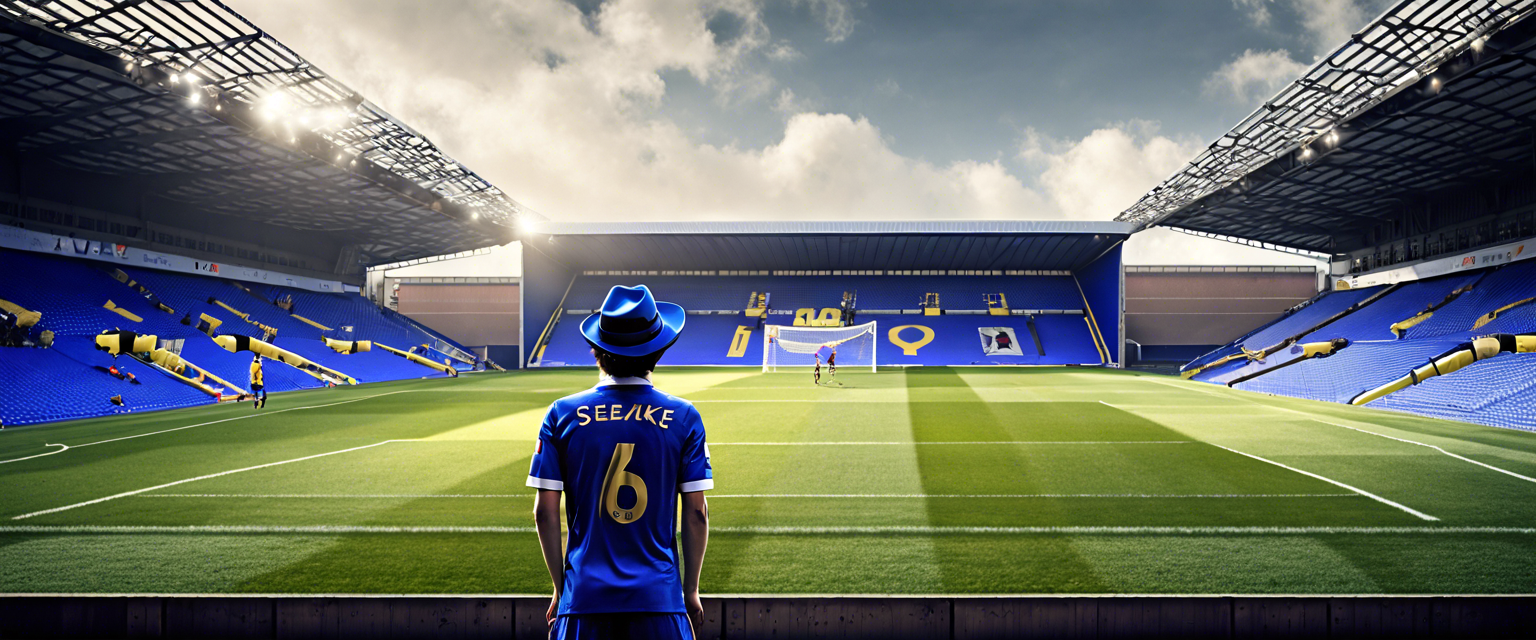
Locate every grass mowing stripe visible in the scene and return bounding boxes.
[1120,378,1536,484]
[708,441,1193,445]
[0,525,1531,535]
[10,440,418,520]
[1310,418,1536,484]
[138,494,532,499]
[1206,443,1439,521]
[711,526,1536,535]
[707,494,1360,498]
[132,493,1361,499]
[0,391,417,465]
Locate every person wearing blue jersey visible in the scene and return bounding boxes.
[529,285,712,640]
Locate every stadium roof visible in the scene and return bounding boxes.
[526,220,1133,272]
[1115,0,1536,254]
[0,1,537,266]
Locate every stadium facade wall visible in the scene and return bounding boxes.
[1125,267,1317,362]
[396,282,520,347]
[520,246,575,368]
[2,595,1530,639]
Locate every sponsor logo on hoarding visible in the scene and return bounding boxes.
[114,244,128,258]
[194,261,220,274]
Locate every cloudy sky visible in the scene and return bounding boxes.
[231,0,1391,265]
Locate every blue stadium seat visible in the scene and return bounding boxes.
[540,275,1103,367]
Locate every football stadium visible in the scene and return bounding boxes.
[1,0,1535,638]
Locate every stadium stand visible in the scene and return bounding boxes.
[537,274,1104,367]
[0,249,468,426]
[1185,258,1536,431]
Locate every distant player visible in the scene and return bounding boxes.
[529,284,711,640]
[249,355,267,409]
[827,347,837,379]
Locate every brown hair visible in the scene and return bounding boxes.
[593,347,666,378]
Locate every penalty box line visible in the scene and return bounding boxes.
[0,525,1529,535]
[1207,443,1438,521]
[10,439,421,521]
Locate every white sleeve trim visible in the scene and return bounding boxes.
[526,476,564,491]
[678,479,714,493]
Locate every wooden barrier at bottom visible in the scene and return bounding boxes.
[0,595,1531,638]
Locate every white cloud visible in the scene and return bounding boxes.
[230,0,1307,265]
[771,88,812,114]
[798,0,857,42]
[1233,0,1273,27]
[1294,0,1368,54]
[1020,122,1201,220]
[766,41,802,61]
[1125,227,1321,266]
[1204,49,1312,101]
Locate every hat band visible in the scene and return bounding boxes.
[597,313,663,347]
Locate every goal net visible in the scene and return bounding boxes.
[762,322,877,373]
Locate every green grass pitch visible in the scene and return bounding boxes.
[1,367,1535,595]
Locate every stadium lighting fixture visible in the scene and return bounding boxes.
[187,91,201,106]
[1326,130,1339,146]
[1299,146,1313,160]
[169,73,180,84]
[1472,36,1486,53]
[1430,76,1443,92]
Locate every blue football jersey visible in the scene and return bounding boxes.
[527,377,713,616]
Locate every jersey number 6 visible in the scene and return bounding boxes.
[600,443,648,524]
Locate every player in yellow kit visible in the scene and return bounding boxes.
[249,355,267,409]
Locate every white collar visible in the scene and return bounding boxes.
[597,376,653,387]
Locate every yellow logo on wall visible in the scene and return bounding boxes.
[793,308,843,327]
[888,325,935,356]
[727,326,753,358]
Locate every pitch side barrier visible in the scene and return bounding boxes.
[2,595,1531,639]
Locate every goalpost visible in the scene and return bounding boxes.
[762,321,878,373]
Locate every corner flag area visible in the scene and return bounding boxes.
[2,368,1533,595]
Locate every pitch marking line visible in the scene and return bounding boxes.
[709,441,1191,446]
[0,525,1528,535]
[11,440,421,520]
[1116,381,1536,485]
[0,391,420,465]
[134,493,1360,500]
[0,443,67,465]
[1310,419,1536,485]
[1207,443,1438,521]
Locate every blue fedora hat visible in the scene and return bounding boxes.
[580,285,685,357]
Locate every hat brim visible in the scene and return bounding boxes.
[580,301,685,358]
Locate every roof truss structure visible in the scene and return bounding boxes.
[0,0,537,266]
[1115,0,1536,254]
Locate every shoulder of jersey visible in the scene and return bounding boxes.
[653,389,696,413]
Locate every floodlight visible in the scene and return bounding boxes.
[188,91,201,105]
[1300,146,1313,160]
